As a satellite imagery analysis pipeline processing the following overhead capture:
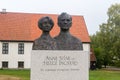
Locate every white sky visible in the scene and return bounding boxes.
[0,0,120,35]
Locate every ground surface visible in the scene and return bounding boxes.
[0,75,21,80]
[0,68,120,80]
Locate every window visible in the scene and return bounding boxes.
[2,43,9,54]
[18,43,24,54]
[18,61,24,68]
[2,61,8,68]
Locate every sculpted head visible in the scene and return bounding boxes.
[58,12,72,30]
[38,16,54,32]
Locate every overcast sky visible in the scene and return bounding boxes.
[0,0,120,35]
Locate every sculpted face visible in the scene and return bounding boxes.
[38,16,54,32]
[58,13,72,30]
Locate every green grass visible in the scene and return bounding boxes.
[0,69,120,80]
[0,69,30,80]
[90,70,120,80]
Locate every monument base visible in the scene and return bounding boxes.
[31,50,89,80]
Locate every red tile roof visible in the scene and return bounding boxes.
[90,49,96,61]
[0,12,91,42]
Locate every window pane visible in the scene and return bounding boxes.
[2,61,8,68]
[2,43,8,54]
[18,61,24,68]
[18,43,24,54]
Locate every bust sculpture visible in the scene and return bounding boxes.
[54,12,83,50]
[32,16,57,50]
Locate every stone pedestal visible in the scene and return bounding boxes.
[31,50,89,80]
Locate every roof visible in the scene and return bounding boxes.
[90,49,96,61]
[0,12,91,42]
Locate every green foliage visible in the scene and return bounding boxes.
[91,3,120,68]
[94,48,103,69]
[112,60,120,67]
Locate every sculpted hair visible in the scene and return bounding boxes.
[58,12,72,21]
[38,16,54,29]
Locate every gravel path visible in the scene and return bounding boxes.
[0,75,21,80]
[103,67,120,71]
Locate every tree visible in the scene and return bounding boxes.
[91,3,120,67]
[107,3,120,66]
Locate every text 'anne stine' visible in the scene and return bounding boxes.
[43,56,78,66]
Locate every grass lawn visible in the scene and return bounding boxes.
[90,70,120,80]
[0,69,30,80]
[0,69,120,80]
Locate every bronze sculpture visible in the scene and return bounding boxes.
[32,16,57,50]
[54,12,83,50]
[32,13,83,50]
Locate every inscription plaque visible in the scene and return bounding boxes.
[31,51,89,80]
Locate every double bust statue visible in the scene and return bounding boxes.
[32,12,83,50]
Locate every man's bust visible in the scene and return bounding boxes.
[54,12,83,50]
[32,16,57,50]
